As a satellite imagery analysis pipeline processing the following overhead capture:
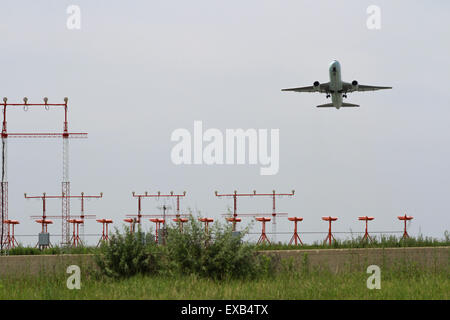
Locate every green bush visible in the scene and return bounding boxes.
[165,216,270,280]
[95,226,160,278]
[94,217,274,280]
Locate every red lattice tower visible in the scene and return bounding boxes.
[96,219,113,246]
[198,217,214,234]
[288,217,304,246]
[398,213,413,239]
[2,219,19,249]
[358,216,374,242]
[215,190,295,242]
[126,191,189,230]
[322,216,338,245]
[0,97,87,248]
[256,217,271,245]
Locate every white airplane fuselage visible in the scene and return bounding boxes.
[329,60,343,109]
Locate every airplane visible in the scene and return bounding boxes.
[282,60,392,109]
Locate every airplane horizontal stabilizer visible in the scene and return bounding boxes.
[316,103,334,108]
[341,102,360,107]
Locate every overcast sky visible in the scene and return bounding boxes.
[1,0,449,246]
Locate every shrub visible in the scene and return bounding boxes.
[165,216,272,280]
[95,226,160,278]
[94,217,275,280]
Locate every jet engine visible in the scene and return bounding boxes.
[313,81,320,91]
[352,80,359,91]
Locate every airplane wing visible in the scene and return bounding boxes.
[342,82,392,93]
[282,82,330,93]
[355,84,392,91]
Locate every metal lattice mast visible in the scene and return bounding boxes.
[0,99,8,250]
[0,97,87,247]
[61,97,70,245]
[62,141,70,244]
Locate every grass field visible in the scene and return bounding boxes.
[0,260,448,299]
[1,228,448,299]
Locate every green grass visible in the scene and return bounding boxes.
[1,223,447,299]
[3,245,98,256]
[2,233,449,256]
[0,264,447,299]
[254,233,450,251]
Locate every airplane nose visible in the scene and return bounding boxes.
[330,60,340,72]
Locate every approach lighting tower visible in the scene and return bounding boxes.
[123,218,136,233]
[198,217,214,234]
[2,219,19,249]
[0,97,87,248]
[96,219,113,246]
[172,217,188,232]
[26,192,98,246]
[256,217,271,245]
[68,219,83,247]
[63,192,103,243]
[322,216,338,245]
[358,216,374,242]
[288,217,304,246]
[215,190,295,242]
[126,191,188,228]
[398,214,413,239]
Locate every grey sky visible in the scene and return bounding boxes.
[1,0,449,245]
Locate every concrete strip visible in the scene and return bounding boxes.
[0,247,448,277]
[259,246,450,273]
[0,254,97,278]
